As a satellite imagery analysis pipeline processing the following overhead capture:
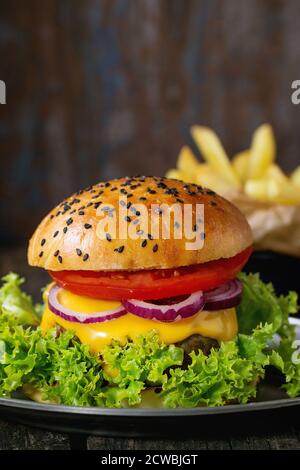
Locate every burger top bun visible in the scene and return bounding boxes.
[28,176,253,271]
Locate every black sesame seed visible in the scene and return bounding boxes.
[206,190,216,196]
[120,188,127,195]
[114,245,124,253]
[152,244,158,253]
[56,211,61,217]
[94,202,101,209]
[141,239,147,248]
[148,233,153,240]
[54,250,59,257]
[137,229,144,235]
[50,214,54,219]
[139,197,147,201]
[193,224,198,232]
[210,200,217,206]
[127,194,133,198]
[41,238,46,246]
[53,230,59,238]
[76,248,82,256]
[124,216,131,223]
[110,187,118,191]
[78,210,85,216]
[105,182,111,187]
[106,233,112,242]
[70,209,76,214]
[154,207,163,215]
[63,204,71,211]
[72,198,81,204]
[63,227,68,234]
[200,232,206,240]
[84,223,92,229]
[58,255,63,264]
[165,187,179,196]
[87,202,93,207]
[157,182,167,189]
[135,210,141,216]
[39,251,43,258]
[126,202,132,209]
[66,218,73,226]
[176,198,184,203]
[83,254,89,262]
[78,206,85,211]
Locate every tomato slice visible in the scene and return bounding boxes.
[49,246,252,301]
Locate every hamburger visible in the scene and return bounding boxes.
[0,176,298,408]
[28,176,252,356]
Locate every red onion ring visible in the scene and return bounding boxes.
[48,284,126,324]
[122,290,205,322]
[204,279,243,310]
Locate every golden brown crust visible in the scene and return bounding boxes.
[28,176,253,271]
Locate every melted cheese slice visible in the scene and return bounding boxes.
[41,286,238,353]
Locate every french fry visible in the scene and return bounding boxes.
[291,166,300,187]
[244,179,279,201]
[195,165,233,194]
[248,124,276,179]
[266,164,289,184]
[273,181,300,204]
[245,178,300,205]
[232,150,250,184]
[177,146,199,178]
[191,126,241,189]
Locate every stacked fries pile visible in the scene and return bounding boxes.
[167,124,300,205]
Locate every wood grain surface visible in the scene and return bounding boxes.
[1,0,300,243]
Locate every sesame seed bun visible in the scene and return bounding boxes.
[28,176,253,271]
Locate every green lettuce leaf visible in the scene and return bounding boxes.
[0,272,299,408]
[98,331,183,406]
[237,272,298,335]
[0,273,40,326]
[275,336,300,397]
[0,316,104,406]
[159,324,273,407]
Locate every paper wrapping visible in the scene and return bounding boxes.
[225,191,300,258]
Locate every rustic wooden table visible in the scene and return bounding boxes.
[0,246,299,450]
